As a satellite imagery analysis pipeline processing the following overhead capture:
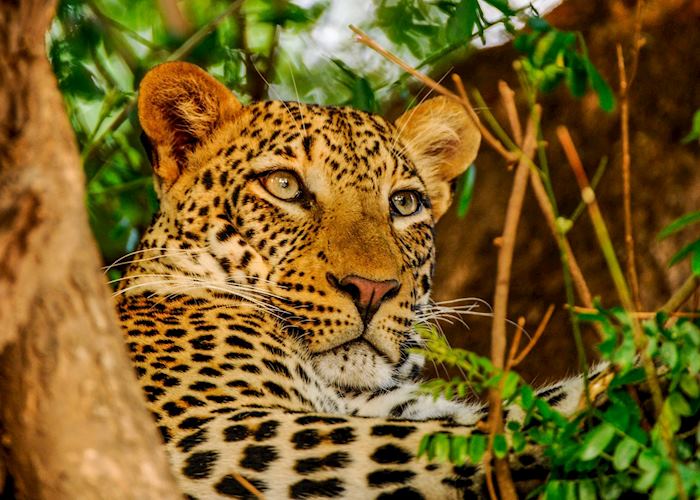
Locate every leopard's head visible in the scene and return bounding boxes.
[134,62,480,390]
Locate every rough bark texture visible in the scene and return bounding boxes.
[431,0,700,382]
[0,2,180,498]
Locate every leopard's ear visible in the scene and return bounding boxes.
[395,96,480,220]
[138,61,241,191]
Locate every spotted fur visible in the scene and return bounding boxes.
[117,62,591,499]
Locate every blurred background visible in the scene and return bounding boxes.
[48,0,700,382]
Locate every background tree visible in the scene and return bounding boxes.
[0,1,179,498]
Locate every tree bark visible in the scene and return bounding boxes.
[0,2,180,498]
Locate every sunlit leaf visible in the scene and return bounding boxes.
[449,435,468,464]
[613,437,640,471]
[579,423,616,461]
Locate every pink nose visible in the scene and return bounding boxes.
[328,273,400,324]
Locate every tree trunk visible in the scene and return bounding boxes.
[0,2,180,498]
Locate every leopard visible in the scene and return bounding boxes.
[116,61,595,499]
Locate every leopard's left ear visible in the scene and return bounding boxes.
[138,61,242,192]
[395,96,480,220]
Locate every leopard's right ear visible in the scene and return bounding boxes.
[138,62,241,191]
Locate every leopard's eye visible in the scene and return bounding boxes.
[261,170,303,201]
[390,190,422,217]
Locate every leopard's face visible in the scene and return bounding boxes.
[135,63,480,391]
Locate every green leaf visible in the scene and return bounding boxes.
[668,391,692,416]
[527,17,551,32]
[578,479,597,500]
[681,109,700,144]
[512,431,526,453]
[429,433,450,461]
[583,58,615,112]
[613,436,640,471]
[635,450,661,491]
[565,52,588,98]
[417,434,431,458]
[446,0,477,44]
[501,371,520,400]
[456,165,476,218]
[493,433,508,459]
[679,373,700,398]
[449,435,468,465]
[651,472,678,500]
[668,240,700,268]
[657,210,700,239]
[692,246,700,275]
[519,385,535,410]
[350,77,378,113]
[579,423,616,461]
[660,342,679,369]
[468,434,487,463]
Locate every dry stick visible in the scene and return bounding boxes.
[556,126,662,411]
[506,317,526,371]
[557,126,687,499]
[618,0,646,311]
[486,80,595,309]
[349,25,516,162]
[487,109,540,500]
[512,304,555,366]
[498,81,523,147]
[574,305,700,320]
[617,44,642,311]
[232,472,265,499]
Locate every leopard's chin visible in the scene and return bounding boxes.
[310,339,397,391]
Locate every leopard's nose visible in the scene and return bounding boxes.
[327,273,400,324]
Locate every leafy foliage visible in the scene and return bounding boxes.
[417,311,700,498]
[658,211,700,276]
[514,18,615,111]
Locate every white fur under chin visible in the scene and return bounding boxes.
[311,339,397,390]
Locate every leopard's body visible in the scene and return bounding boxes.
[116,62,589,499]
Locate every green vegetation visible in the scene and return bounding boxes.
[49,1,698,498]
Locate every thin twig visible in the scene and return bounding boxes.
[470,79,595,308]
[573,305,700,319]
[231,472,265,499]
[505,316,526,371]
[498,80,523,146]
[487,108,539,500]
[556,126,663,406]
[618,0,645,310]
[513,304,555,366]
[617,44,642,311]
[556,126,687,499]
[660,274,700,314]
[528,163,594,309]
[350,25,516,162]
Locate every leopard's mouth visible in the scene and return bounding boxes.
[308,337,398,390]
